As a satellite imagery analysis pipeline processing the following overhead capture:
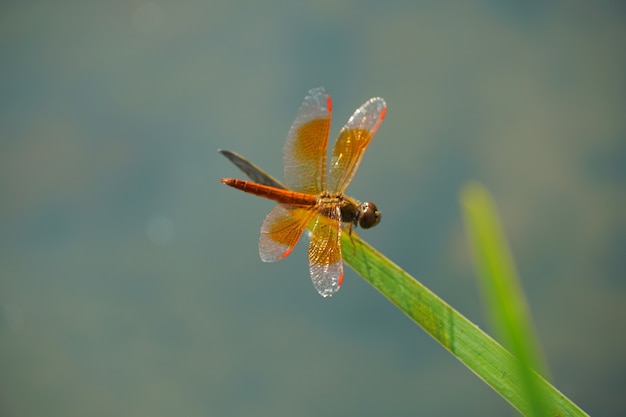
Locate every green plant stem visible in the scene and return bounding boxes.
[461,182,550,416]
[341,231,588,417]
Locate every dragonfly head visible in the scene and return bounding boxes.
[359,201,381,229]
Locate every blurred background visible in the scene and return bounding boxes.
[1,1,625,416]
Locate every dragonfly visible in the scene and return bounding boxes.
[220,87,386,297]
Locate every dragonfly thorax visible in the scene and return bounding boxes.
[317,193,381,229]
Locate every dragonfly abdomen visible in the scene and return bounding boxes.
[221,178,317,206]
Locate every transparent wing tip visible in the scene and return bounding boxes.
[310,264,343,298]
[308,86,327,96]
[362,97,387,118]
[316,284,341,298]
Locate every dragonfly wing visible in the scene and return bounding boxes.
[218,149,286,190]
[260,204,317,262]
[308,205,344,297]
[283,87,332,194]
[329,97,386,193]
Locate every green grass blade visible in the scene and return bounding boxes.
[341,231,588,417]
[461,182,551,416]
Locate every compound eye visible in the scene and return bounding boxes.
[359,202,381,229]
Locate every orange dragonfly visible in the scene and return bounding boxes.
[220,87,386,297]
